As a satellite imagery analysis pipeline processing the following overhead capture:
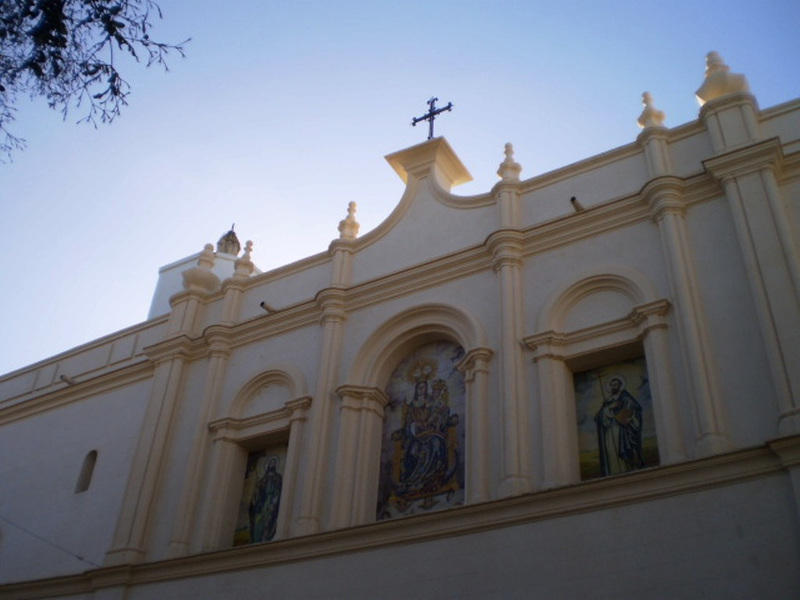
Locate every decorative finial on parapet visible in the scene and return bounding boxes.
[637,92,666,129]
[338,201,360,240]
[182,243,221,292]
[497,143,522,183]
[198,243,215,269]
[696,51,749,106]
[233,240,255,279]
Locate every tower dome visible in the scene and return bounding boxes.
[217,225,241,256]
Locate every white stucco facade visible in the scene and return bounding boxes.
[1,53,799,599]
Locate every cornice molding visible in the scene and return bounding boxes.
[143,335,195,364]
[703,137,785,182]
[0,360,154,426]
[524,299,670,363]
[698,92,758,122]
[4,438,795,599]
[208,396,312,443]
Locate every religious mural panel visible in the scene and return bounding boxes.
[377,340,466,520]
[573,356,660,480]
[233,444,287,545]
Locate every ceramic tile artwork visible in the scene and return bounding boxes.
[377,341,466,519]
[233,444,288,545]
[574,357,660,480]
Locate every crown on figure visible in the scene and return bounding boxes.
[407,357,437,383]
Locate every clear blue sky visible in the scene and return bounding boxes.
[1,0,798,375]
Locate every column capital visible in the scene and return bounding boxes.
[522,330,567,363]
[486,228,524,271]
[316,287,348,324]
[202,325,233,358]
[631,299,672,335]
[641,176,687,221]
[336,385,389,418]
[456,347,494,381]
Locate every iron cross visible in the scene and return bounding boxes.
[411,97,453,140]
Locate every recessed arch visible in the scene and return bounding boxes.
[228,365,309,419]
[538,266,659,332]
[348,303,487,387]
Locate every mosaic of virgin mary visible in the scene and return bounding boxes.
[377,341,466,520]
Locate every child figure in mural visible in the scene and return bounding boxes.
[248,456,282,542]
[393,376,459,508]
[595,375,645,476]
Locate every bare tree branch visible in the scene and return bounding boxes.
[0,0,188,160]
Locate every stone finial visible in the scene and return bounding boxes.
[696,51,749,106]
[497,143,522,182]
[182,243,221,292]
[197,243,215,268]
[217,225,241,256]
[637,92,666,129]
[233,240,255,279]
[338,201,360,240]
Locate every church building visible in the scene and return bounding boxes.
[1,52,799,598]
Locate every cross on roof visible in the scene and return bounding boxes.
[411,97,453,140]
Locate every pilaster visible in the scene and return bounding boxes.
[487,229,533,496]
[631,300,687,464]
[294,287,348,535]
[328,385,389,529]
[526,334,576,488]
[705,140,800,434]
[104,336,193,566]
[167,327,232,557]
[769,435,800,521]
[280,397,312,538]
[456,347,494,503]
[643,178,730,455]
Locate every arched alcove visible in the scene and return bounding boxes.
[538,266,656,333]
[349,303,487,388]
[330,303,493,528]
[201,366,312,550]
[526,266,685,488]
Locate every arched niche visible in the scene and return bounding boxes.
[525,266,685,489]
[201,366,311,550]
[228,365,309,421]
[329,304,493,529]
[538,267,655,333]
[349,303,487,388]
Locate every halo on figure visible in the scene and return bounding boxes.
[606,374,626,393]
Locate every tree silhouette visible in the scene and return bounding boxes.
[0,0,188,158]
